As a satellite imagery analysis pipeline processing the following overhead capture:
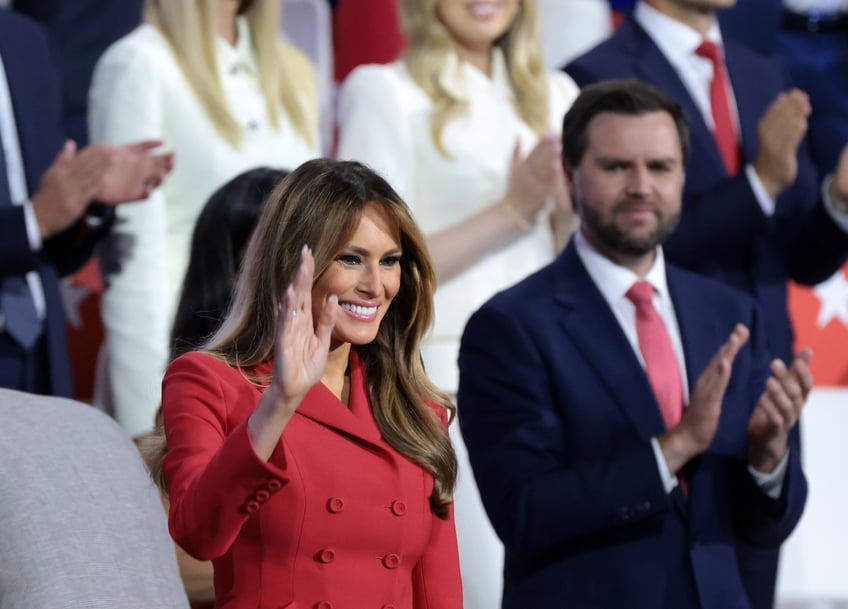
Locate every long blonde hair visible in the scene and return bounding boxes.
[401,0,549,156]
[144,0,316,148]
[149,159,457,518]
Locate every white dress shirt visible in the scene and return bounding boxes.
[337,50,579,394]
[574,230,786,497]
[89,18,319,437]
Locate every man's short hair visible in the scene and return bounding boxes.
[562,78,691,166]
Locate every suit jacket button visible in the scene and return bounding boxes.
[382,553,400,569]
[326,497,345,513]
[244,500,260,513]
[267,478,283,491]
[315,602,334,609]
[390,500,407,516]
[255,489,270,502]
[317,548,336,563]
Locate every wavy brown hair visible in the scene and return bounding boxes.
[148,159,457,517]
[401,0,549,156]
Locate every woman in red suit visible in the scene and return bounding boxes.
[150,159,463,609]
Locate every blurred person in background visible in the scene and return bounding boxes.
[336,1,579,606]
[89,0,320,439]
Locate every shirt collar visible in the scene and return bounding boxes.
[217,16,256,76]
[437,46,513,103]
[634,1,723,59]
[574,229,671,305]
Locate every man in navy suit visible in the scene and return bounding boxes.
[0,9,172,397]
[563,5,848,604]
[458,79,810,609]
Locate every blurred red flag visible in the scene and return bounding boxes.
[788,263,848,386]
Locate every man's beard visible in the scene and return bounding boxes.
[580,198,681,257]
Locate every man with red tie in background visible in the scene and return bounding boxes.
[458,78,812,609]
[563,3,848,605]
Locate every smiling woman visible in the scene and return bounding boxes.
[147,158,462,609]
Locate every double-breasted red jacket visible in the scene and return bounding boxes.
[162,350,463,609]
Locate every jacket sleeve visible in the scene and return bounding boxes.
[89,35,170,437]
[412,406,463,609]
[161,354,292,561]
[412,502,464,609]
[457,304,671,566]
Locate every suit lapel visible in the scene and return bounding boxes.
[723,45,760,166]
[553,243,667,440]
[620,18,730,184]
[292,351,385,449]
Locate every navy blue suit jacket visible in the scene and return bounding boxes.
[11,0,144,146]
[457,241,807,609]
[565,16,848,367]
[0,10,111,396]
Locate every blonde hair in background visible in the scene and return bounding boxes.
[144,0,317,148]
[401,0,549,157]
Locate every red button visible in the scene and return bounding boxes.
[255,489,270,502]
[382,553,400,569]
[390,500,407,516]
[267,478,283,491]
[381,605,397,609]
[315,602,334,609]
[326,497,344,513]
[318,549,336,564]
[244,501,260,513]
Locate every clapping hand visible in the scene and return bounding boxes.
[747,349,813,473]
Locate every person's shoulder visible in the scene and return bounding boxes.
[97,23,173,67]
[341,60,416,97]
[0,10,50,53]
[167,350,236,379]
[667,263,759,310]
[546,69,580,116]
[480,260,559,315]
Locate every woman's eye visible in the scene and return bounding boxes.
[336,254,361,265]
[380,255,402,267]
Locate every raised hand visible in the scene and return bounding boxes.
[502,132,562,227]
[659,324,750,475]
[271,245,338,407]
[248,246,338,460]
[755,89,810,199]
[748,348,813,473]
[96,140,175,203]
[32,140,107,238]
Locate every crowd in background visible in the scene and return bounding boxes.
[1,0,847,608]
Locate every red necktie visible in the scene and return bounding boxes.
[626,281,684,430]
[695,40,740,176]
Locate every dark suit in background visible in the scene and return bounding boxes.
[458,242,806,609]
[720,0,848,175]
[12,0,144,147]
[0,10,112,396]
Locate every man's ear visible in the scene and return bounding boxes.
[562,158,577,201]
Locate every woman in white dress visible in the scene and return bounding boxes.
[89,0,320,439]
[337,1,579,607]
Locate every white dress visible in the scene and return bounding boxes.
[336,50,578,609]
[89,19,319,438]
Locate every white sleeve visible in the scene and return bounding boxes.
[335,64,416,204]
[89,37,171,438]
[546,70,580,132]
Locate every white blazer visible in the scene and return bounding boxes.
[89,19,319,437]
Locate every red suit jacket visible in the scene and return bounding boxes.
[162,349,463,609]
